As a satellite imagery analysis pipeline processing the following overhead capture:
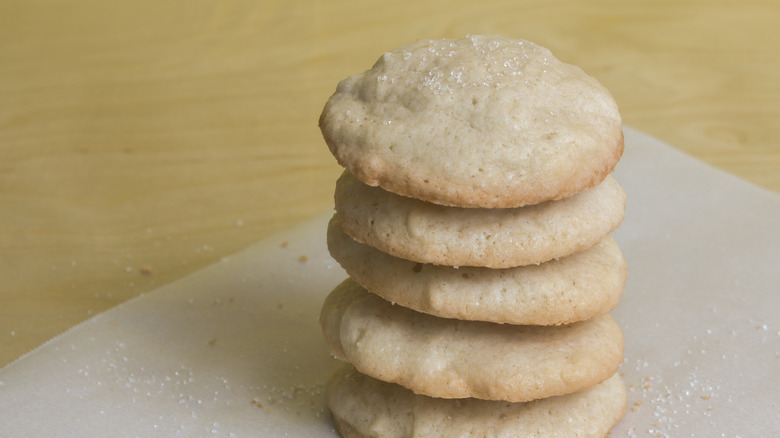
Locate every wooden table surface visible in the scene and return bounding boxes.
[2,0,779,368]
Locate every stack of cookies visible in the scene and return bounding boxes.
[317,35,628,437]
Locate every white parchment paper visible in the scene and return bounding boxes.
[1,127,778,437]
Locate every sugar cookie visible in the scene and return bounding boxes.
[334,171,626,268]
[320,280,624,402]
[327,215,626,325]
[319,35,623,208]
[326,365,627,438]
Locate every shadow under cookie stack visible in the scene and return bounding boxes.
[317,35,628,437]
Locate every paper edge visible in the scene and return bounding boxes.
[0,209,336,374]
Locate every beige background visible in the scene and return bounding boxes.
[2,0,779,367]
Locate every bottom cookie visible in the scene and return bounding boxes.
[326,365,627,438]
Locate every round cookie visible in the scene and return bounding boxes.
[327,215,627,325]
[319,35,624,208]
[320,280,624,402]
[334,171,626,268]
[326,365,627,438]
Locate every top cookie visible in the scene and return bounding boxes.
[320,35,623,208]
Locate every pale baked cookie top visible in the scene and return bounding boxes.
[320,279,625,402]
[320,35,623,208]
[326,365,627,438]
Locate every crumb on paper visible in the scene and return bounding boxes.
[208,338,217,346]
[139,265,153,276]
[280,241,289,248]
[298,255,308,263]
